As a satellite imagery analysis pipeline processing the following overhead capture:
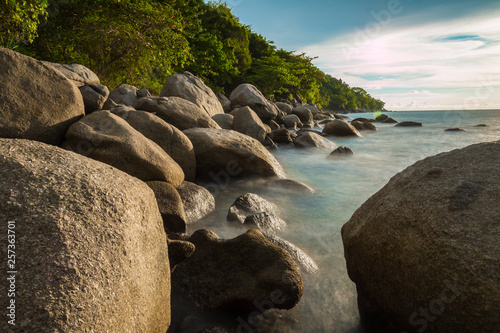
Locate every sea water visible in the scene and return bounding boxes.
[194,109,500,332]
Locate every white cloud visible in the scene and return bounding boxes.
[299,8,500,110]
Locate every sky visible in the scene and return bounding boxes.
[228,0,500,111]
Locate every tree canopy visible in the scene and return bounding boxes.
[0,0,385,111]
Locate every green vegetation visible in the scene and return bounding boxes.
[1,0,385,112]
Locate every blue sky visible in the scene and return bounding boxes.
[228,0,500,110]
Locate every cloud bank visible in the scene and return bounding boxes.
[300,7,500,110]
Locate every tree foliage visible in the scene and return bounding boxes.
[2,0,385,111]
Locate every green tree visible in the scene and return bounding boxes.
[0,0,48,48]
[29,0,189,92]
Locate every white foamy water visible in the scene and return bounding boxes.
[193,110,500,332]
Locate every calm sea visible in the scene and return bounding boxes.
[194,109,500,332]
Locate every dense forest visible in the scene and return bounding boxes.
[1,0,385,111]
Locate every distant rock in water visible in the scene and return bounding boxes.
[351,120,377,131]
[0,138,171,332]
[395,121,422,127]
[374,114,389,122]
[342,141,500,333]
[322,119,362,137]
[475,124,488,127]
[382,117,398,124]
[0,47,84,145]
[445,127,467,132]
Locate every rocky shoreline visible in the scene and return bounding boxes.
[1,47,498,332]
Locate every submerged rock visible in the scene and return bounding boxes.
[342,141,500,332]
[395,121,422,127]
[329,145,355,157]
[445,127,466,132]
[0,138,170,332]
[0,47,84,145]
[171,229,303,312]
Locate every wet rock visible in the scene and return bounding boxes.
[351,120,377,131]
[445,128,466,132]
[374,114,389,122]
[171,229,303,312]
[227,193,280,224]
[176,181,216,224]
[264,234,319,274]
[342,141,500,333]
[244,212,286,234]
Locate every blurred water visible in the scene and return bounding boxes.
[193,110,500,332]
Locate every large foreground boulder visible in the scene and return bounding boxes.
[62,111,184,186]
[134,96,221,130]
[110,108,196,181]
[0,139,170,332]
[171,229,303,311]
[160,72,224,117]
[183,128,286,179]
[0,47,85,145]
[229,84,279,120]
[342,141,500,332]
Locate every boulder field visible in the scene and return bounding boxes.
[2,47,468,332]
